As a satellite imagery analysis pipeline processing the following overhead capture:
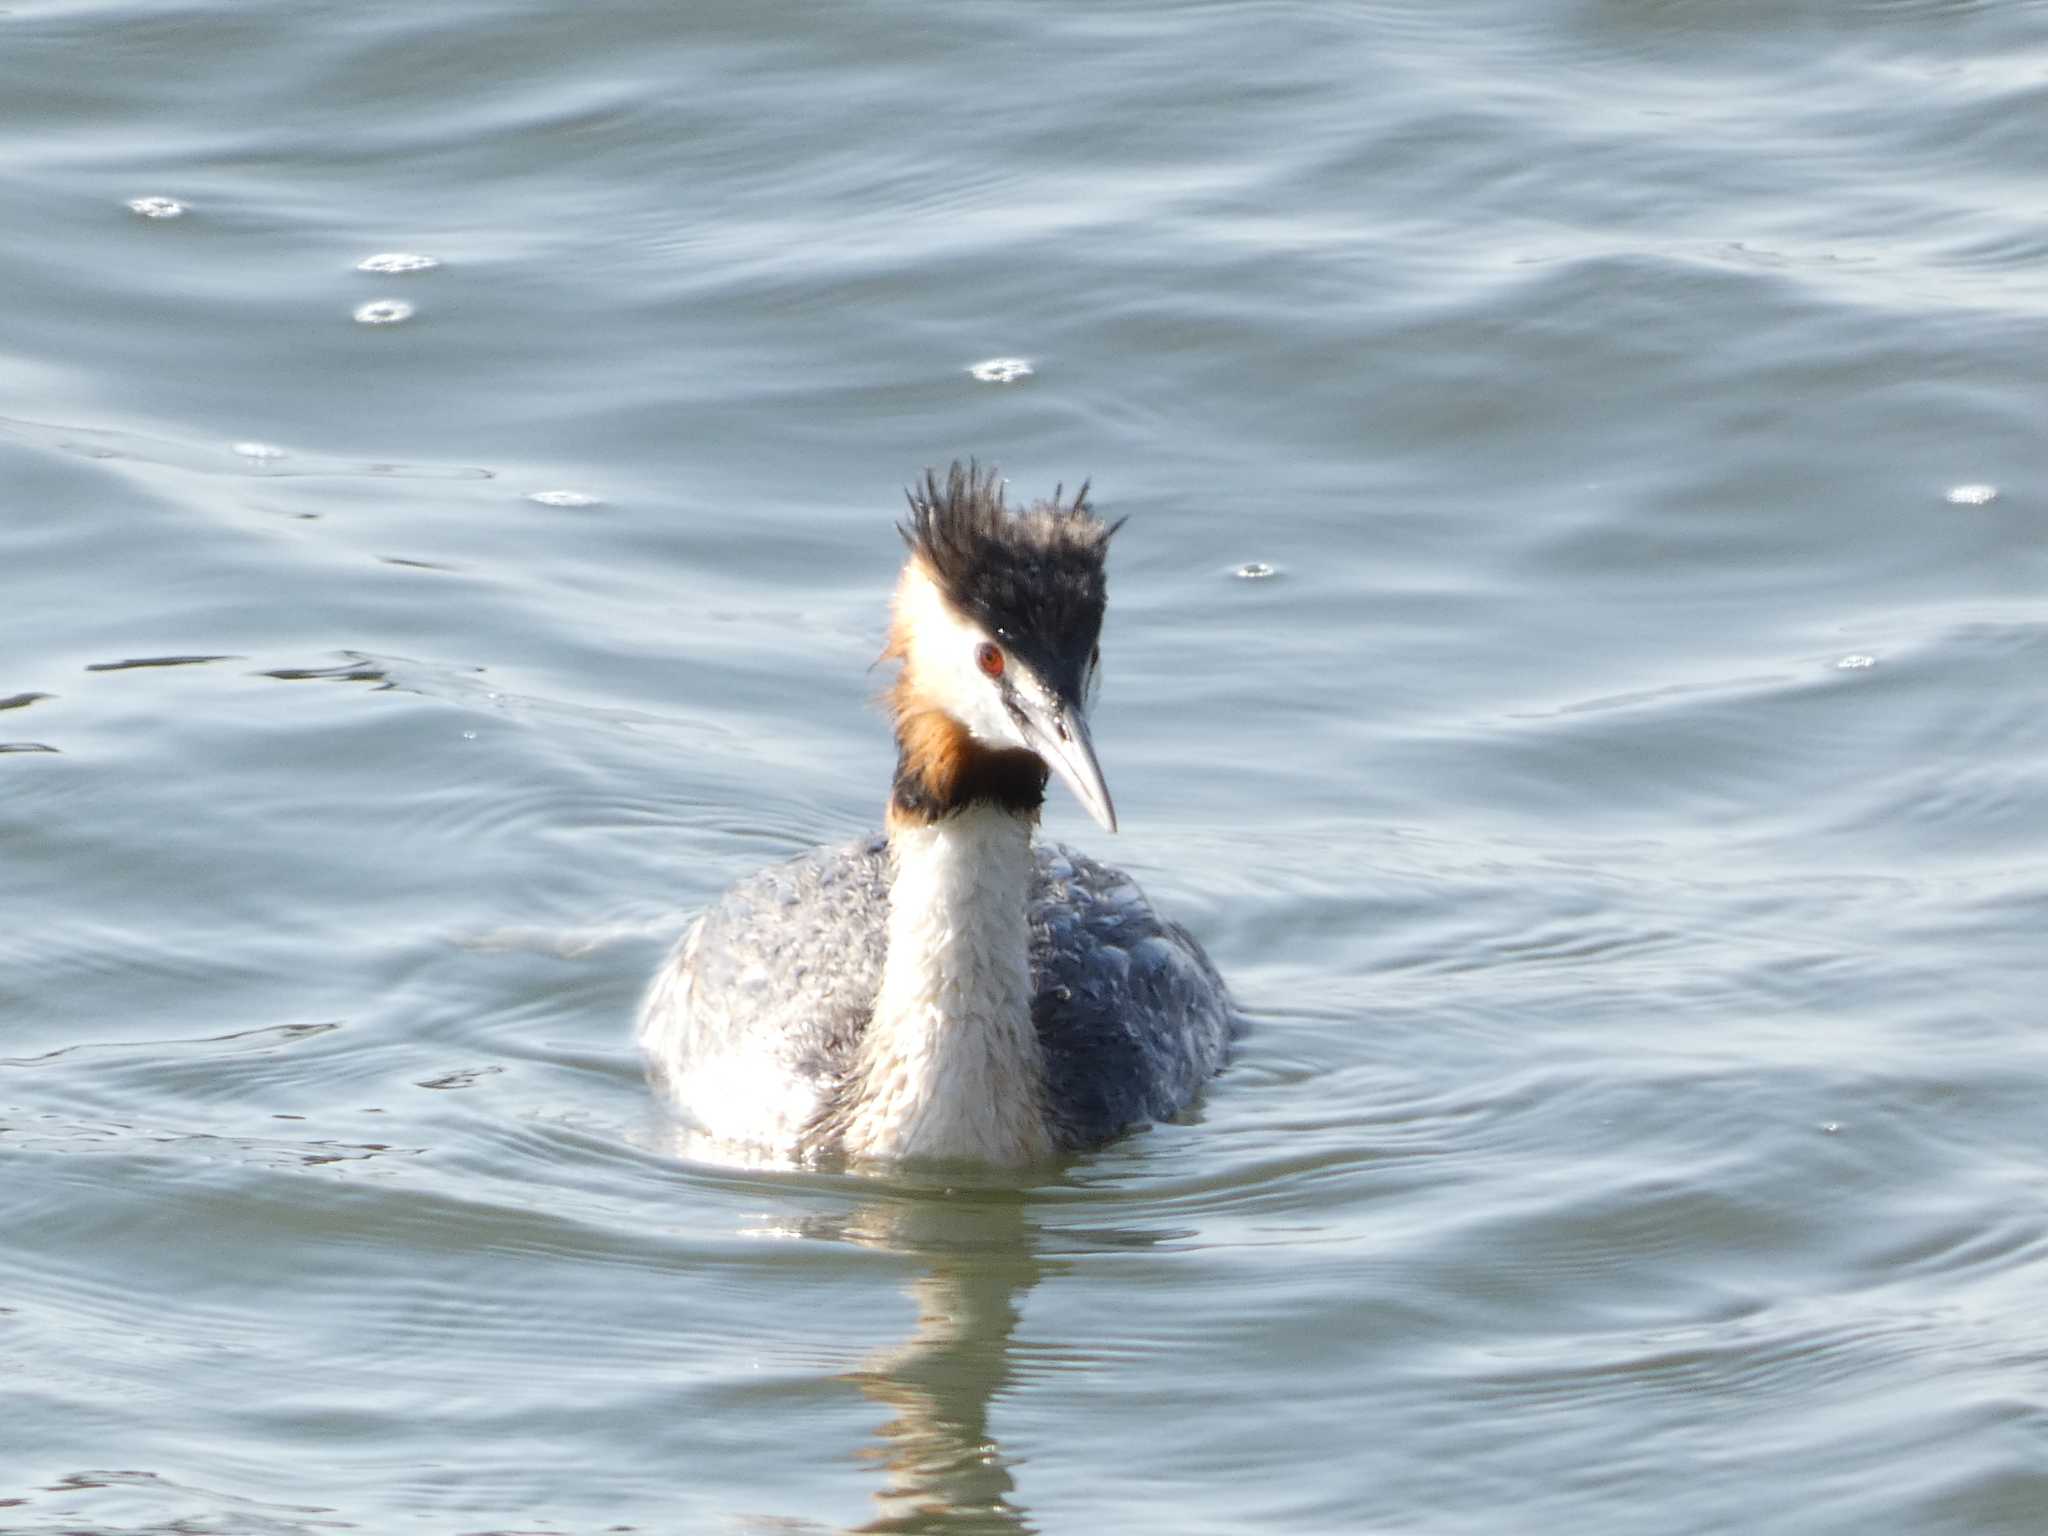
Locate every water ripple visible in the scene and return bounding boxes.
[83,654,241,673]
[0,1020,339,1070]
[0,415,492,481]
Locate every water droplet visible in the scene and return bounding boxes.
[1836,654,1875,670]
[353,299,414,326]
[1945,483,1998,506]
[127,196,186,219]
[232,441,288,462]
[356,252,440,274]
[526,490,601,508]
[968,357,1033,384]
[1233,561,1277,580]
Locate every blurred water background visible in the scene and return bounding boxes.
[4,1,2046,1531]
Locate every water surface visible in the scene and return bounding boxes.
[4,1,2046,1531]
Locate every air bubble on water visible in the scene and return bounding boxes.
[968,357,1033,384]
[356,252,440,274]
[461,730,478,741]
[232,441,288,462]
[353,299,414,326]
[127,197,186,219]
[1836,654,1875,670]
[1233,561,1277,580]
[1945,483,1998,506]
[1820,1121,1842,1134]
[527,490,601,508]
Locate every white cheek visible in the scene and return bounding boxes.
[899,569,1027,746]
[951,657,1023,745]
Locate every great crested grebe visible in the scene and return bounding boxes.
[638,461,1236,1165]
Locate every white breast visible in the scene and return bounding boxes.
[839,806,1053,1163]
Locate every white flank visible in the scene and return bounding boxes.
[638,916,825,1151]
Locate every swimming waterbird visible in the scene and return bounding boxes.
[638,462,1235,1164]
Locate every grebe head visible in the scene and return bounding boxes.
[886,461,1122,831]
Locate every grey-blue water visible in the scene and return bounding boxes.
[5,2,2045,1531]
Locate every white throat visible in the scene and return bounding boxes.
[839,804,1053,1164]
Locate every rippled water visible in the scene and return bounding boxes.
[5,1,2046,1532]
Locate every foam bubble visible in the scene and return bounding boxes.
[1836,654,1875,670]
[232,441,288,462]
[527,490,601,508]
[353,299,414,326]
[968,357,1033,384]
[1945,483,1998,506]
[127,196,186,219]
[356,252,441,274]
[1233,561,1278,580]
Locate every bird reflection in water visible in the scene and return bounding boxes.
[660,1152,1172,1536]
[839,1192,1040,1534]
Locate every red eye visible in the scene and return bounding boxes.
[976,642,1005,678]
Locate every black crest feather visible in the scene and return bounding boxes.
[900,460,1118,704]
